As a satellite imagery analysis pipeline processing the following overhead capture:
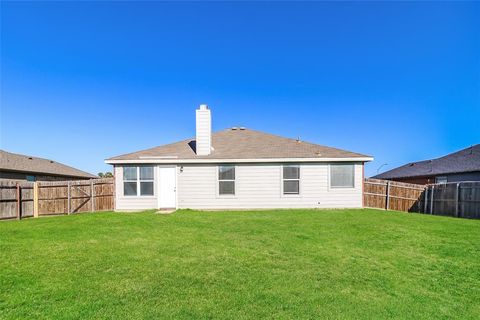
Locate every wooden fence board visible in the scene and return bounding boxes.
[364,178,426,212]
[365,178,480,219]
[0,178,114,219]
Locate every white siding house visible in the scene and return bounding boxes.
[106,105,372,211]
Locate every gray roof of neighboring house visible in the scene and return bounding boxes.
[0,150,97,179]
[373,144,480,179]
[107,128,371,161]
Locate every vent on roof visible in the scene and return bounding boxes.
[231,127,238,130]
[50,161,54,163]
[239,127,246,130]
[28,157,33,160]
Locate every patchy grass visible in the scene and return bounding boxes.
[1,209,479,319]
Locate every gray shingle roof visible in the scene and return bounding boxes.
[107,128,371,161]
[0,150,97,179]
[373,144,480,179]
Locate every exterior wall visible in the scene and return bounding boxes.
[114,166,158,210]
[0,170,91,182]
[393,171,480,185]
[444,171,480,183]
[113,162,364,210]
[393,176,433,185]
[177,162,363,209]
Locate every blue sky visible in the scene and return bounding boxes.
[1,1,479,177]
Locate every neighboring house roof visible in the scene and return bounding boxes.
[373,144,480,179]
[0,150,97,179]
[106,128,372,163]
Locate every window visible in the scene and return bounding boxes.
[330,164,354,188]
[123,166,154,196]
[219,165,235,195]
[123,166,137,196]
[435,176,447,184]
[140,166,154,195]
[283,165,300,194]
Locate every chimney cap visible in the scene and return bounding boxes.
[199,104,209,110]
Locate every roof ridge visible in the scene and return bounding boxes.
[233,128,371,157]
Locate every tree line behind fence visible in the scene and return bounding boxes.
[0,178,114,220]
[364,178,480,219]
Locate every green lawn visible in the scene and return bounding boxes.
[1,209,479,319]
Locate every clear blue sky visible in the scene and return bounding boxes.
[1,1,479,177]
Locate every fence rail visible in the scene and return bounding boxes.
[0,178,114,220]
[364,178,480,219]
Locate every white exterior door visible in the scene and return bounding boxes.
[158,166,176,208]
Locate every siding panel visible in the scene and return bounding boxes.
[177,163,363,209]
[114,166,158,210]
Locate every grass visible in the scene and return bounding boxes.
[0,209,479,319]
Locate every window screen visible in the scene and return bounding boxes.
[139,166,154,196]
[219,165,235,195]
[283,165,300,194]
[330,164,354,188]
[123,166,154,196]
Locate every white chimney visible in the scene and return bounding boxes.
[195,104,212,156]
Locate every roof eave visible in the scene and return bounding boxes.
[374,168,480,180]
[105,157,374,165]
[0,168,96,179]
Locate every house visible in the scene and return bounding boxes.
[105,105,373,210]
[373,144,480,184]
[0,150,97,181]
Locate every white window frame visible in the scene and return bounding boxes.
[123,166,155,197]
[139,166,155,196]
[329,164,355,189]
[218,165,236,197]
[282,164,300,196]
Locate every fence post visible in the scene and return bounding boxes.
[91,180,95,212]
[385,181,390,210]
[430,185,434,215]
[423,187,428,213]
[67,181,71,215]
[455,183,460,218]
[16,184,21,220]
[33,182,39,218]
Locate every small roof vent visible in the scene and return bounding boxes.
[28,157,33,160]
[239,127,246,130]
[231,127,238,130]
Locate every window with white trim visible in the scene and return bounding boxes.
[218,165,235,195]
[123,166,154,196]
[330,164,354,188]
[283,165,300,194]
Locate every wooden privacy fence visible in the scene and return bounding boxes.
[424,182,480,219]
[364,178,480,219]
[364,178,426,212]
[0,178,114,220]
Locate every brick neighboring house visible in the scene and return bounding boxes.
[0,150,97,181]
[373,144,480,185]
